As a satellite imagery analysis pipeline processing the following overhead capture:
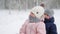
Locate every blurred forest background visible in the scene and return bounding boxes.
[0,0,60,10]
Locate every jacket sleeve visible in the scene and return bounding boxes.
[37,22,46,34]
[50,24,57,34]
[20,20,28,34]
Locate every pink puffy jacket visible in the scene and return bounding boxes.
[20,20,46,34]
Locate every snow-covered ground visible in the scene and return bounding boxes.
[54,9,60,34]
[0,9,60,34]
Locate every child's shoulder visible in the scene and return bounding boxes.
[51,17,54,19]
[25,19,29,22]
[24,19,29,23]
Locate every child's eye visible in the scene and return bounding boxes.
[36,12,38,14]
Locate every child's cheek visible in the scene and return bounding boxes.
[30,14,35,18]
[44,15,47,18]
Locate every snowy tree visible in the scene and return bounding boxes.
[0,0,60,10]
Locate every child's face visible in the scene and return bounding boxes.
[44,13,50,19]
[30,12,35,17]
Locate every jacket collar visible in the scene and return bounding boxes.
[44,17,54,23]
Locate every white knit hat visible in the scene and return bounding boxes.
[30,6,44,19]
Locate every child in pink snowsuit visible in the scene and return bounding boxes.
[20,6,46,34]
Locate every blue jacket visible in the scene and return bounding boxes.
[44,17,57,34]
